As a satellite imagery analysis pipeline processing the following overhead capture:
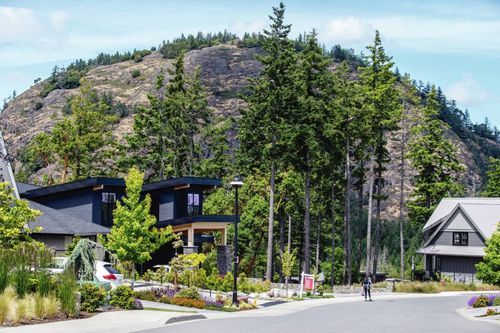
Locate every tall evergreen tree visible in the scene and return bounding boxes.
[359,31,400,276]
[293,30,331,274]
[124,52,210,180]
[407,86,463,223]
[238,2,298,281]
[483,157,500,197]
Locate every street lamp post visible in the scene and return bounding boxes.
[230,176,243,306]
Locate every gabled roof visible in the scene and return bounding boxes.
[460,203,500,239]
[423,198,500,232]
[28,201,110,236]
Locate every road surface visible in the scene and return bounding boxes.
[137,295,498,333]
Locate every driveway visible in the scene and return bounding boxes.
[137,294,499,333]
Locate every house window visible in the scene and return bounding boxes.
[187,193,200,216]
[101,192,116,227]
[453,232,468,246]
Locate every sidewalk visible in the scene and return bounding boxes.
[0,310,195,333]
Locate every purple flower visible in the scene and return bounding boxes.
[204,297,224,308]
[487,294,499,306]
[153,287,178,299]
[467,296,479,307]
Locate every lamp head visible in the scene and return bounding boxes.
[230,175,243,188]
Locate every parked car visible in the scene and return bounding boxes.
[152,264,171,273]
[94,261,124,287]
[46,257,123,287]
[46,256,68,274]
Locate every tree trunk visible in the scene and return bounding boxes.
[372,144,384,277]
[265,163,276,281]
[315,214,322,274]
[344,139,352,285]
[303,162,312,274]
[331,183,336,290]
[365,151,375,278]
[399,102,407,280]
[279,211,285,283]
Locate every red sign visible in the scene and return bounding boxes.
[303,275,314,290]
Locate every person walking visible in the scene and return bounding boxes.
[362,275,372,301]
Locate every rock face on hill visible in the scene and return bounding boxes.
[0,44,496,219]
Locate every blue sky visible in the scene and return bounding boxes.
[1,0,499,126]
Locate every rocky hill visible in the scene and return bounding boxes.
[1,43,498,219]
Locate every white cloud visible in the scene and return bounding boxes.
[0,7,44,43]
[445,74,491,107]
[232,20,266,37]
[49,10,68,31]
[321,17,374,46]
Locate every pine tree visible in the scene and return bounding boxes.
[359,30,401,276]
[483,157,500,197]
[293,30,331,274]
[238,2,298,281]
[407,86,463,223]
[124,52,210,180]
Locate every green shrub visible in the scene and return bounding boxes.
[159,295,171,304]
[486,308,497,316]
[175,287,201,300]
[170,297,206,309]
[0,262,9,294]
[57,269,77,317]
[134,289,156,301]
[37,271,52,296]
[473,295,489,308]
[14,269,30,298]
[79,283,106,313]
[34,101,43,110]
[131,69,141,78]
[494,297,500,306]
[110,285,135,310]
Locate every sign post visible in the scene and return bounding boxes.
[299,272,315,298]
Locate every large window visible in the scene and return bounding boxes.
[187,193,200,216]
[101,192,116,227]
[453,232,468,246]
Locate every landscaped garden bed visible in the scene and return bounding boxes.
[394,281,499,294]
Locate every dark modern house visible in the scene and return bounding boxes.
[417,198,500,283]
[20,177,236,270]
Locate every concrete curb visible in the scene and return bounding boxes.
[165,314,207,324]
[456,307,500,326]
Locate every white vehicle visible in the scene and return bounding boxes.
[46,257,68,275]
[94,261,124,287]
[152,264,171,273]
[47,257,123,287]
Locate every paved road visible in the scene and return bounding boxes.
[137,295,499,333]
